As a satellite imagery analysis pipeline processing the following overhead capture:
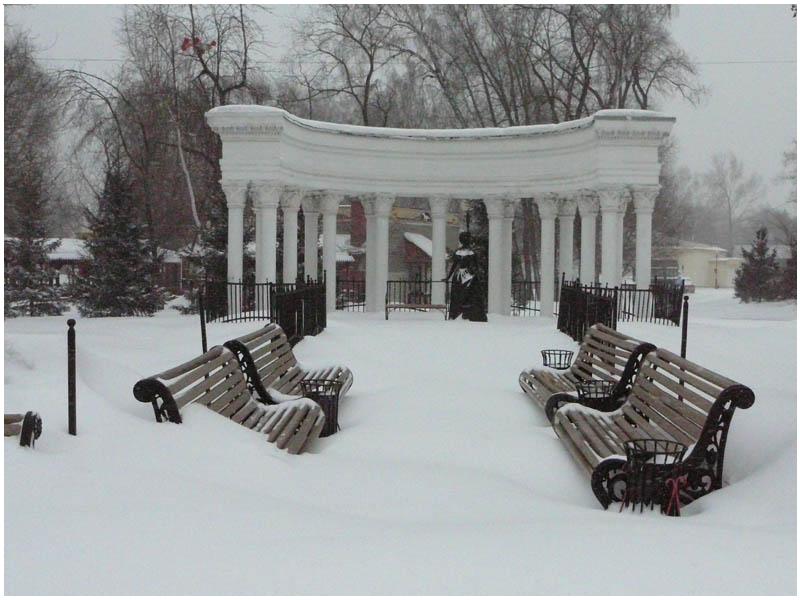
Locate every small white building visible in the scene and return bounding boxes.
[660,241,743,288]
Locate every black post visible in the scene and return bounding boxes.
[67,318,76,436]
[198,288,208,353]
[680,295,689,358]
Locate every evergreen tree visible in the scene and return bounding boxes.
[734,227,781,302]
[4,162,66,318]
[72,163,166,316]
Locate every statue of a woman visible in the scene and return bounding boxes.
[445,232,487,321]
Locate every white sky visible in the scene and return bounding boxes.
[4,3,797,207]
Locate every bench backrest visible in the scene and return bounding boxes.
[224,323,298,403]
[133,346,251,423]
[625,347,754,486]
[570,323,655,402]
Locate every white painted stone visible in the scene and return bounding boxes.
[577,191,599,284]
[429,195,449,306]
[321,193,341,311]
[537,196,558,318]
[373,194,394,314]
[633,185,660,288]
[281,189,302,283]
[557,198,577,281]
[302,195,319,281]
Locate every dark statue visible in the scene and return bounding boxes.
[445,231,487,322]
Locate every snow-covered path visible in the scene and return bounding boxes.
[4,291,796,594]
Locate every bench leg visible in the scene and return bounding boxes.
[590,458,627,509]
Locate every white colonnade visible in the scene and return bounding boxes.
[206,106,672,318]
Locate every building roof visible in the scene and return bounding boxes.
[403,232,432,257]
[669,240,728,253]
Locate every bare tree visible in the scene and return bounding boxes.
[289,5,402,125]
[702,152,765,255]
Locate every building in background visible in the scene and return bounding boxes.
[654,240,744,289]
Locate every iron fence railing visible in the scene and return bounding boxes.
[385,278,450,313]
[557,280,619,342]
[336,278,366,312]
[556,276,685,342]
[511,279,540,315]
[199,277,326,346]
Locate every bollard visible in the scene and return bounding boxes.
[680,295,689,358]
[67,318,76,435]
[198,288,208,353]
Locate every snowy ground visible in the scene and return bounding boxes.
[4,289,796,594]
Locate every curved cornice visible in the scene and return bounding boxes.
[206,105,675,197]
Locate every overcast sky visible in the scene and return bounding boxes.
[5,4,797,207]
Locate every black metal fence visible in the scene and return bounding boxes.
[557,281,619,342]
[511,280,540,315]
[199,278,326,345]
[618,278,685,326]
[336,278,366,312]
[385,278,450,312]
[556,277,685,342]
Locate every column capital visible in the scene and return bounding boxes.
[428,195,450,218]
[596,186,629,214]
[632,185,660,214]
[576,190,600,216]
[557,197,577,218]
[221,180,248,209]
[503,198,518,219]
[280,188,303,210]
[320,192,343,215]
[301,193,319,215]
[484,195,510,219]
[535,194,559,220]
[251,181,281,209]
[374,193,394,217]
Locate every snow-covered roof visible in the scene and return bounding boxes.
[668,240,727,253]
[403,232,432,257]
[46,238,86,261]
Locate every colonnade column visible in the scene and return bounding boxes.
[501,198,517,316]
[429,195,449,306]
[485,198,506,315]
[598,186,626,287]
[302,194,319,281]
[374,193,394,314]
[557,197,577,282]
[617,197,628,282]
[537,195,558,318]
[321,193,341,312]
[253,181,280,284]
[281,189,302,283]
[633,185,659,288]
[577,191,599,284]
[222,180,247,285]
[362,196,376,311]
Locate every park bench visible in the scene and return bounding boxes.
[5,412,42,448]
[551,346,755,508]
[518,323,656,422]
[132,346,325,454]
[223,323,353,404]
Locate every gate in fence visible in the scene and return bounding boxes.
[199,277,326,345]
[336,279,366,312]
[556,276,685,342]
[557,281,618,342]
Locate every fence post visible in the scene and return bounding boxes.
[198,287,208,354]
[680,295,689,358]
[67,318,76,436]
